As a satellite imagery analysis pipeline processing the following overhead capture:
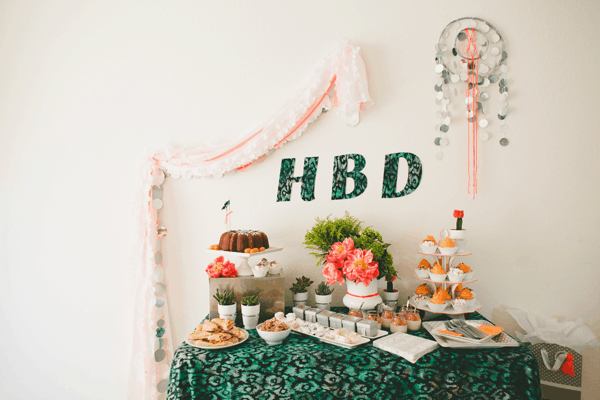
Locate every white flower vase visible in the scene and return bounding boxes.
[218,303,237,321]
[293,292,308,306]
[343,279,382,312]
[315,293,333,311]
[241,304,260,330]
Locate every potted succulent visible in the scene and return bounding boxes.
[213,289,236,321]
[381,275,399,307]
[449,210,466,250]
[241,294,260,330]
[314,281,334,310]
[290,276,313,306]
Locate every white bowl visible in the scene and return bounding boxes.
[456,297,475,306]
[427,301,447,312]
[428,272,447,282]
[420,244,438,254]
[414,269,430,278]
[451,302,469,312]
[463,271,475,281]
[256,325,291,345]
[438,246,458,255]
[252,268,269,278]
[413,295,430,307]
[447,273,464,283]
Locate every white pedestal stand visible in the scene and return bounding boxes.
[205,247,283,276]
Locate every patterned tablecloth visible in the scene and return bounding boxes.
[167,308,541,400]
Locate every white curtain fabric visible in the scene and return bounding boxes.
[128,39,372,400]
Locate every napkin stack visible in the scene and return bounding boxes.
[373,332,438,363]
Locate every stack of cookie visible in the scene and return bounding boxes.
[188,318,247,347]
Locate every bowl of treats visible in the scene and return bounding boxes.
[419,235,438,254]
[438,237,458,255]
[256,317,292,345]
[414,259,432,278]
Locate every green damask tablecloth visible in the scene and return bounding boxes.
[167,309,541,400]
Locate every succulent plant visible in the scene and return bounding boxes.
[241,294,259,306]
[213,289,235,306]
[290,276,314,294]
[315,281,334,296]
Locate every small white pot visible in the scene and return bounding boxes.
[218,303,237,320]
[293,292,308,306]
[449,229,467,240]
[315,293,333,310]
[241,303,260,329]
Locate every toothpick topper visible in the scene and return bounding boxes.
[222,199,232,230]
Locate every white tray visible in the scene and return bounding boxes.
[423,320,520,348]
[319,334,370,349]
[185,328,250,350]
[293,327,387,340]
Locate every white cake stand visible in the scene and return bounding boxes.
[205,247,283,276]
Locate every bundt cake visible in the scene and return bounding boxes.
[218,230,270,252]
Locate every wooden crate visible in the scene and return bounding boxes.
[209,275,285,325]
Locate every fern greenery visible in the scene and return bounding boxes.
[303,212,397,283]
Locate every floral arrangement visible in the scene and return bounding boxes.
[453,210,464,230]
[205,256,237,278]
[304,212,396,289]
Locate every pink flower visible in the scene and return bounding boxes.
[327,238,355,262]
[206,256,237,278]
[343,249,379,287]
[322,261,344,285]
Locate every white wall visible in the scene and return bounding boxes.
[1,1,599,399]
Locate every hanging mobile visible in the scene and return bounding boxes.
[434,17,509,197]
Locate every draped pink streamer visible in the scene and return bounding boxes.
[129,39,372,400]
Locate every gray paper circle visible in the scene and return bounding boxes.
[157,379,169,393]
[440,124,449,133]
[157,319,165,327]
[434,137,441,146]
[155,252,162,265]
[154,349,166,362]
[500,138,509,146]
[156,298,165,308]
[154,283,166,297]
[152,186,164,200]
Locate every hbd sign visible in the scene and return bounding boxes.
[276,152,422,201]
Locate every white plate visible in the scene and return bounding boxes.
[423,320,520,349]
[205,247,283,258]
[362,329,389,339]
[319,334,370,349]
[185,328,250,350]
[410,299,482,315]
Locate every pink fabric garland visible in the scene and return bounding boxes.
[128,39,372,400]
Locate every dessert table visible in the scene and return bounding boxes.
[167,308,541,400]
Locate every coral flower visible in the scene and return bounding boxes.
[322,261,344,285]
[453,210,464,218]
[206,256,237,278]
[343,248,379,286]
[327,238,355,262]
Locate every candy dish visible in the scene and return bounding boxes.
[447,267,464,283]
[427,300,447,312]
[451,298,469,312]
[414,268,430,278]
[257,326,291,345]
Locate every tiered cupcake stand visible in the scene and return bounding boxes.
[205,247,283,276]
[409,249,481,320]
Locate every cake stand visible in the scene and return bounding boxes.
[410,250,478,320]
[205,247,283,276]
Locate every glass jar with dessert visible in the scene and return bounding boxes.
[405,306,422,331]
[390,312,408,333]
[348,308,363,318]
[380,308,393,330]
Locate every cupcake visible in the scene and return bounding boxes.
[447,266,464,283]
[428,263,447,282]
[415,259,431,278]
[451,298,469,312]
[268,261,282,275]
[457,263,474,280]
[412,294,430,307]
[428,292,447,312]
[439,237,457,255]
[252,258,270,277]
[436,288,452,305]
[420,235,438,254]
[415,284,430,296]
[453,283,464,298]
[458,288,475,305]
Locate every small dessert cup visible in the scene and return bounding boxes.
[451,300,469,313]
[420,244,438,254]
[438,246,458,255]
[447,272,464,283]
[463,271,475,281]
[414,268,430,279]
[427,301,447,312]
[252,266,269,278]
[428,272,448,282]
